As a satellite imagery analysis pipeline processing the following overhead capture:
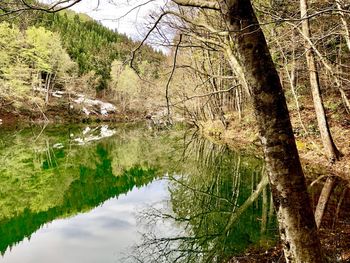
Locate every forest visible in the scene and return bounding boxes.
[0,6,165,120]
[0,0,350,263]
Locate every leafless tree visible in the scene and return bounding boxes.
[0,0,83,18]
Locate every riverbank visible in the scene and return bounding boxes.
[201,107,350,181]
[0,94,143,126]
[200,107,350,262]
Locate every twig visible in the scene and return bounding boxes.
[171,84,240,106]
[165,34,182,122]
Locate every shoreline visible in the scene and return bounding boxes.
[199,112,350,182]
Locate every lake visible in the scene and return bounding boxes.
[0,123,277,263]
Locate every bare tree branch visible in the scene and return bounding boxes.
[171,84,240,106]
[172,0,220,10]
[165,34,183,122]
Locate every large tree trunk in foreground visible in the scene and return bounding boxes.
[220,1,324,262]
[300,0,340,162]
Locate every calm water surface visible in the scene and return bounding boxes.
[0,123,277,263]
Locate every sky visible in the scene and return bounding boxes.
[56,0,165,40]
[39,0,171,52]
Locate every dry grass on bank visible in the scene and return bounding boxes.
[201,100,350,181]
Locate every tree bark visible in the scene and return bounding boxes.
[300,0,341,162]
[219,1,324,262]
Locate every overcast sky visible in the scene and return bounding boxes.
[69,0,165,40]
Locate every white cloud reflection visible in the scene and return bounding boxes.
[0,180,170,263]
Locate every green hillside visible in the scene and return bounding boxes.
[35,10,164,91]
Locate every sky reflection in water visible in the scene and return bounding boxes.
[0,124,276,263]
[0,180,169,263]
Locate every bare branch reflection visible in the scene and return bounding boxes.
[129,136,277,263]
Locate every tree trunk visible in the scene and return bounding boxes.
[300,0,341,162]
[220,1,324,262]
[225,43,251,97]
[292,20,350,114]
[45,73,52,104]
[336,0,350,51]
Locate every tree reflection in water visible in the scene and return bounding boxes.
[131,135,277,263]
[0,123,180,256]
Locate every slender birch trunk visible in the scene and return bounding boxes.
[300,0,341,162]
[336,0,350,51]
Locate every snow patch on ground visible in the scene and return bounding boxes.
[73,94,116,116]
[34,88,117,117]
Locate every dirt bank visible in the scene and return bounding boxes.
[201,108,350,181]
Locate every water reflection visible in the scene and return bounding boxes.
[0,124,181,258]
[0,124,280,263]
[1,180,169,263]
[132,135,277,263]
[309,177,350,261]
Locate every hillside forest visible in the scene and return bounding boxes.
[0,8,165,119]
[0,0,350,262]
